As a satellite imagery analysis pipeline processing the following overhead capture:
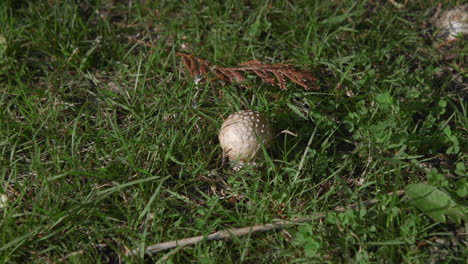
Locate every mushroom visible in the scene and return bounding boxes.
[219,110,273,169]
[434,4,468,42]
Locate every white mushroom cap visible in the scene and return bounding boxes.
[435,4,468,41]
[219,110,273,164]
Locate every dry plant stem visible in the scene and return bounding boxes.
[125,190,405,257]
[127,36,155,48]
[125,216,321,257]
[334,190,405,212]
[436,38,459,49]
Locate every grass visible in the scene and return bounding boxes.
[0,0,466,262]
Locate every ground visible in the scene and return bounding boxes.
[0,0,466,263]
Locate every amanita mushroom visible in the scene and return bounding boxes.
[219,110,273,169]
[434,4,468,42]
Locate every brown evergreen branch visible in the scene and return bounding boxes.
[176,53,317,90]
[176,52,211,77]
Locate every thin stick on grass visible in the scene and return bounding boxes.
[334,190,406,212]
[125,190,405,257]
[125,216,321,256]
[436,38,459,49]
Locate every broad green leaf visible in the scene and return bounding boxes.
[443,126,452,137]
[445,207,467,225]
[438,100,447,108]
[406,183,467,224]
[456,179,468,198]
[455,162,466,177]
[375,92,393,105]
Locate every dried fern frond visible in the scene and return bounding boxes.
[176,53,317,90]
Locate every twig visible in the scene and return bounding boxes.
[436,38,459,49]
[126,36,155,48]
[334,190,405,212]
[125,189,406,257]
[125,216,322,256]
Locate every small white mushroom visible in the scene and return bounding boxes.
[435,4,468,42]
[219,110,273,169]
